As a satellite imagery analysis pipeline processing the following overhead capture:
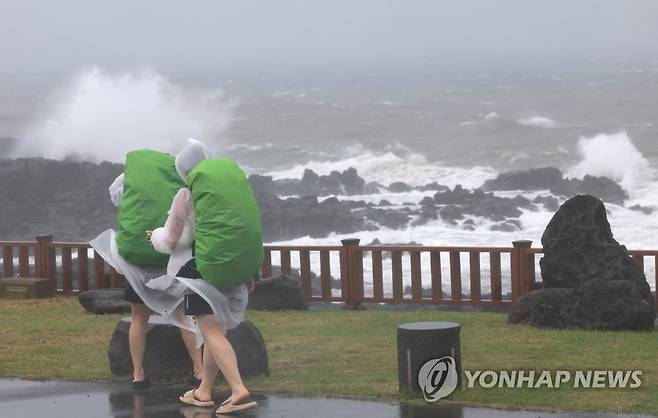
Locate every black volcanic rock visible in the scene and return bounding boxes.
[79,289,130,314]
[0,158,123,241]
[412,196,439,226]
[388,181,413,193]
[482,167,563,191]
[247,275,308,311]
[257,193,374,241]
[361,208,410,229]
[419,196,435,206]
[482,167,627,204]
[108,317,269,379]
[508,195,655,330]
[438,206,465,224]
[433,185,533,222]
[629,204,653,215]
[249,167,375,197]
[566,175,627,205]
[533,195,560,211]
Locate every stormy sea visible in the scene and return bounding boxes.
[1,61,658,294]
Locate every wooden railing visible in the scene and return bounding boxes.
[2,235,657,309]
[262,239,534,307]
[0,236,123,294]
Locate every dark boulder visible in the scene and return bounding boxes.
[629,204,653,215]
[567,175,627,205]
[419,196,435,206]
[257,193,374,241]
[509,195,655,330]
[434,185,531,222]
[251,167,374,197]
[227,320,270,377]
[247,275,308,311]
[508,288,578,328]
[108,317,269,379]
[412,198,438,226]
[482,167,627,204]
[388,182,413,193]
[108,316,191,378]
[363,208,410,229]
[79,288,130,314]
[438,206,465,224]
[533,195,560,212]
[482,167,563,192]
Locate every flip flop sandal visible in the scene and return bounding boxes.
[216,397,258,414]
[179,389,215,407]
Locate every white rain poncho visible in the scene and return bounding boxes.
[90,228,194,332]
[150,139,248,342]
[91,139,248,345]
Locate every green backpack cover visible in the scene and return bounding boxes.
[188,159,264,287]
[116,150,184,266]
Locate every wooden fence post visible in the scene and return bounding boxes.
[511,240,533,300]
[34,235,53,279]
[341,238,364,309]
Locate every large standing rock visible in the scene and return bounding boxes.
[79,288,130,314]
[248,275,308,311]
[108,317,269,379]
[228,320,270,377]
[508,195,655,330]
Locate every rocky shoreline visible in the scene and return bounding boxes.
[0,157,637,242]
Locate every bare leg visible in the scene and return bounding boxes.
[195,315,250,402]
[192,346,219,402]
[180,329,203,380]
[129,303,151,382]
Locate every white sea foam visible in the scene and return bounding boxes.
[226,143,274,151]
[265,144,497,189]
[483,112,499,121]
[14,67,234,162]
[517,116,557,128]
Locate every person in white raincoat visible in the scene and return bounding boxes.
[91,153,203,388]
[148,138,257,414]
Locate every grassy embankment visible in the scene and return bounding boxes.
[1,297,656,415]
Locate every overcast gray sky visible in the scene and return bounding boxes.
[1,0,658,76]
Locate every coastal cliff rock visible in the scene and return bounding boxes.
[482,167,627,204]
[248,167,379,197]
[0,157,630,243]
[508,195,655,330]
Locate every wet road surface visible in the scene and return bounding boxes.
[0,379,652,418]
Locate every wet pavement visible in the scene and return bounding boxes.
[0,379,653,418]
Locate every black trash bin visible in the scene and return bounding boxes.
[397,322,462,398]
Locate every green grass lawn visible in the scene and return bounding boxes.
[1,297,657,415]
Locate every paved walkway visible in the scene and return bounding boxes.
[0,379,653,418]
